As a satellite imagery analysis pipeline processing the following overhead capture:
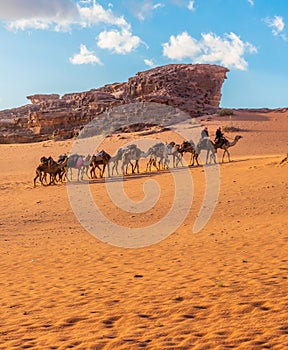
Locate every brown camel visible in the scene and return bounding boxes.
[214,135,243,162]
[90,150,111,178]
[33,156,68,187]
[178,140,199,166]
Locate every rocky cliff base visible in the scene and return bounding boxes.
[0,64,229,143]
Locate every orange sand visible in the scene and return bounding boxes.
[0,110,288,349]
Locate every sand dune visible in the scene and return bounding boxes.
[1,110,288,349]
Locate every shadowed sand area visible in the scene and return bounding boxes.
[0,110,288,349]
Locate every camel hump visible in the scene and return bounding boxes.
[95,150,105,157]
[154,142,164,148]
[57,154,67,163]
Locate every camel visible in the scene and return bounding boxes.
[178,140,199,166]
[166,141,183,167]
[66,154,92,181]
[214,135,243,162]
[195,138,217,165]
[90,150,111,178]
[145,142,169,172]
[109,147,127,176]
[121,144,146,175]
[33,156,68,187]
[67,154,83,181]
[80,154,92,178]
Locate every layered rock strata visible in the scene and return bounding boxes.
[0,64,228,143]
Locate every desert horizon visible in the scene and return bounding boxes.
[1,109,288,349]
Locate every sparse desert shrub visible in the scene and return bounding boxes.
[218,108,234,116]
[222,125,241,132]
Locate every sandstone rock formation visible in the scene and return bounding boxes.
[0,64,228,143]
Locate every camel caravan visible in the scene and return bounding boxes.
[33,134,243,187]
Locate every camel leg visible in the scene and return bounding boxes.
[115,161,119,175]
[136,160,140,173]
[132,160,139,173]
[41,172,51,186]
[84,166,88,179]
[190,153,194,166]
[222,150,228,163]
[146,159,151,172]
[164,157,169,169]
[176,154,183,167]
[190,153,196,166]
[50,174,56,185]
[210,151,216,164]
[194,153,199,166]
[33,172,40,187]
[67,167,72,181]
[112,161,118,176]
[122,162,129,175]
[60,168,67,182]
[131,161,136,174]
[206,150,210,164]
[173,154,178,167]
[90,166,97,179]
[101,164,106,178]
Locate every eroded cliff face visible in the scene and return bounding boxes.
[0,64,228,143]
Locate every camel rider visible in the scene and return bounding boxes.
[215,127,226,146]
[200,126,210,147]
[201,126,209,139]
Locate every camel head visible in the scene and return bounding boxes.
[235,135,243,141]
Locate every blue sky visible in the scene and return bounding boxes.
[0,0,288,110]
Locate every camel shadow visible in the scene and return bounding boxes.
[65,165,200,186]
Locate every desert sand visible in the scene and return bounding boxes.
[0,110,288,349]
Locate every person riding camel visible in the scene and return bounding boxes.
[201,126,209,140]
[200,126,211,147]
[214,127,226,146]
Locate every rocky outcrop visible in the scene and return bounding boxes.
[0,64,228,143]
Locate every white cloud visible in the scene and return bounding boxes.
[127,1,164,21]
[248,0,254,6]
[162,32,202,60]
[162,31,257,70]
[144,58,156,67]
[1,0,79,31]
[97,28,141,54]
[69,44,103,65]
[0,1,130,32]
[0,0,78,20]
[1,1,143,55]
[264,15,285,36]
[78,2,129,29]
[187,1,195,11]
